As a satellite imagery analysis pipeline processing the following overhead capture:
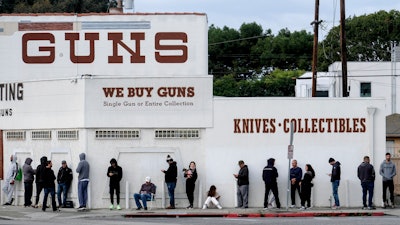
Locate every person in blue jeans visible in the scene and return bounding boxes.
[42,161,57,212]
[76,153,90,210]
[57,160,73,208]
[134,176,156,210]
[328,157,341,209]
[161,155,177,209]
[358,156,376,210]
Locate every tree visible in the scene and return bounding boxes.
[318,10,400,71]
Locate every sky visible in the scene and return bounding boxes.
[134,0,400,38]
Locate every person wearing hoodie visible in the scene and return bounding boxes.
[23,157,35,207]
[76,153,90,210]
[34,156,47,208]
[357,156,376,210]
[262,158,281,209]
[2,154,18,205]
[379,153,396,208]
[42,160,58,212]
[161,155,177,209]
[328,157,341,209]
[107,158,123,210]
[233,160,249,208]
[57,160,73,208]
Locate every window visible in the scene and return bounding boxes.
[31,130,52,140]
[57,130,79,140]
[155,129,200,139]
[95,130,140,139]
[360,82,371,97]
[6,131,26,140]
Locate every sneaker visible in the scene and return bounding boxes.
[3,202,11,206]
[368,206,376,210]
[109,204,114,210]
[166,206,175,209]
[144,207,148,210]
[332,206,340,210]
[263,207,269,210]
[391,204,395,209]
[299,206,306,210]
[136,207,142,210]
[116,205,121,210]
[362,206,368,210]
[186,205,193,209]
[290,205,295,208]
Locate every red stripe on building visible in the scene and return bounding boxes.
[19,22,73,31]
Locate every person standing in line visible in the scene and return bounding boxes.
[161,155,177,209]
[42,160,58,212]
[262,158,281,209]
[379,152,396,208]
[23,157,35,207]
[34,156,47,208]
[76,153,90,210]
[183,161,198,209]
[107,158,123,210]
[328,157,341,209]
[2,154,18,205]
[358,156,376,210]
[233,160,249,208]
[202,185,222,209]
[290,159,302,208]
[57,160,73,208]
[299,164,315,210]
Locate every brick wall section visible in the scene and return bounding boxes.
[19,22,73,31]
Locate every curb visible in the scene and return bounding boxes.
[124,211,385,218]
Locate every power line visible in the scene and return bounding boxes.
[209,34,269,46]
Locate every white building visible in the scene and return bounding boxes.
[1,14,387,209]
[296,61,400,116]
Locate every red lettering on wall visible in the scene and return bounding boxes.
[22,33,55,63]
[65,33,99,63]
[155,32,188,63]
[108,32,145,63]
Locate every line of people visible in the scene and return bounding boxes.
[2,153,89,211]
[3,152,397,210]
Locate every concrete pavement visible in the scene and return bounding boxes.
[0,205,400,220]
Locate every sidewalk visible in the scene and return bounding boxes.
[0,205,399,220]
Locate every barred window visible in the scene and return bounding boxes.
[57,130,79,140]
[31,130,52,140]
[95,130,140,139]
[155,129,200,139]
[6,131,26,140]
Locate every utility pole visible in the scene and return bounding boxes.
[311,0,321,97]
[340,0,348,97]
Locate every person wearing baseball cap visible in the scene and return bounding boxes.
[57,160,73,208]
[133,176,156,210]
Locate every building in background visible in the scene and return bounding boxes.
[0,13,386,209]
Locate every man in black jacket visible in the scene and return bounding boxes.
[262,158,281,209]
[358,156,376,210]
[107,158,123,210]
[34,156,47,208]
[42,160,57,212]
[57,160,73,208]
[234,160,249,208]
[328,157,341,209]
[162,155,177,209]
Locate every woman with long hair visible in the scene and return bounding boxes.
[300,164,315,210]
[184,161,198,209]
[202,185,222,209]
